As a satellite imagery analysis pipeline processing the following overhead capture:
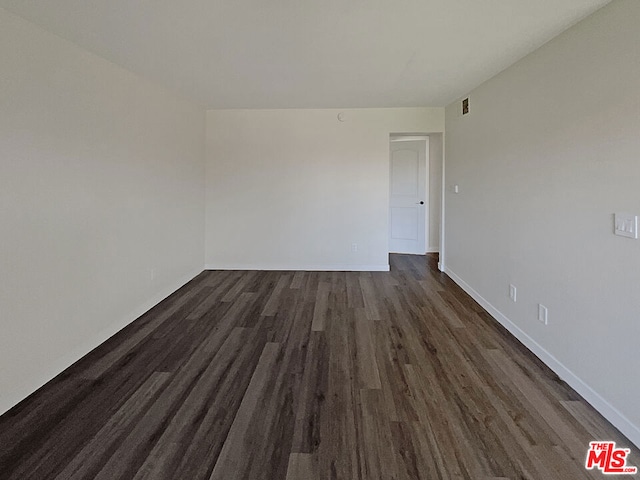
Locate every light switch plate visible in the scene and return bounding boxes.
[614,213,638,239]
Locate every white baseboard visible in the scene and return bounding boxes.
[0,267,203,417]
[426,247,440,253]
[204,264,390,272]
[445,266,640,449]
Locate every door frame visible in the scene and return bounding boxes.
[389,134,430,254]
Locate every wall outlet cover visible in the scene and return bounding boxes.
[538,304,548,325]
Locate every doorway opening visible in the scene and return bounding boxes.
[389,133,442,258]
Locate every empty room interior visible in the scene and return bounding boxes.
[1,0,639,478]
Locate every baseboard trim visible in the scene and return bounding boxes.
[444,266,640,449]
[204,264,390,272]
[0,267,203,417]
[426,247,440,254]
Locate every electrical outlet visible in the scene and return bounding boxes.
[538,304,548,325]
[509,284,517,302]
[351,243,358,252]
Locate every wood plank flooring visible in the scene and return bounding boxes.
[1,254,637,479]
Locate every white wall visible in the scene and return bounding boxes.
[205,108,444,270]
[444,0,640,446]
[0,8,205,414]
[428,133,443,252]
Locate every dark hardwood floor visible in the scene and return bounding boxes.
[0,254,637,479]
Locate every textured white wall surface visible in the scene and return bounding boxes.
[205,108,444,270]
[444,0,640,446]
[0,9,205,414]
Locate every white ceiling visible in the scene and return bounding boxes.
[0,0,610,109]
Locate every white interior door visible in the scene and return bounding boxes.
[389,139,427,254]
